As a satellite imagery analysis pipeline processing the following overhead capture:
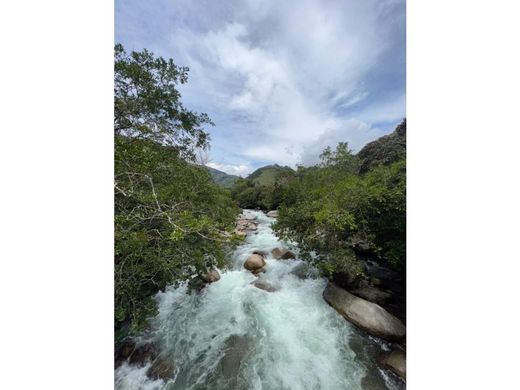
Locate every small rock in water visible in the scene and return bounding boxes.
[202,268,221,283]
[244,254,266,272]
[252,280,278,292]
[128,342,158,366]
[271,247,296,260]
[266,210,278,218]
[147,355,176,380]
[377,350,406,381]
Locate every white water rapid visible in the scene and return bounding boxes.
[115,210,403,390]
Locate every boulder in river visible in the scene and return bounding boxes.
[323,283,405,341]
[252,280,278,292]
[128,342,159,366]
[202,268,221,284]
[252,250,267,258]
[350,285,392,305]
[115,339,137,368]
[266,210,278,218]
[271,247,296,260]
[147,355,176,380]
[251,266,266,275]
[244,254,266,272]
[377,350,406,381]
[218,335,252,384]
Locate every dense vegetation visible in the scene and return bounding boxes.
[114,44,239,339]
[230,123,405,283]
[273,121,406,285]
[113,41,405,339]
[230,165,295,210]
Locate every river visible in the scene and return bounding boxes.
[115,210,404,389]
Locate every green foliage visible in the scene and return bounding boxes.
[230,166,296,210]
[114,45,239,338]
[114,43,213,160]
[273,129,406,285]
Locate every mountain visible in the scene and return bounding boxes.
[357,119,406,174]
[205,166,240,188]
[246,164,295,186]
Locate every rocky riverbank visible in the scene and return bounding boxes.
[235,210,406,382]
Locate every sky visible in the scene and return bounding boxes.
[115,0,405,176]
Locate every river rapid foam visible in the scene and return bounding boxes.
[115,210,403,390]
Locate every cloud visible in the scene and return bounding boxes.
[206,162,253,177]
[116,0,405,170]
[299,119,386,166]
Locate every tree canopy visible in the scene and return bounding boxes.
[114,43,213,160]
[114,45,239,338]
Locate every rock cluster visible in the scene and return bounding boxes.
[271,247,296,259]
[235,213,258,236]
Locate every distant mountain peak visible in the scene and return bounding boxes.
[247,164,295,186]
[205,166,240,188]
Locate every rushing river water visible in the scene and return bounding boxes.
[115,210,404,390]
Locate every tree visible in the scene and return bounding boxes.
[114,45,238,338]
[114,43,213,160]
[274,122,406,289]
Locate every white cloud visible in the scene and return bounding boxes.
[117,0,405,169]
[206,162,253,177]
[299,119,386,166]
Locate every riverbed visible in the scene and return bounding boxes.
[115,210,404,389]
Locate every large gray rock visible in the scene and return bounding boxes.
[323,283,405,341]
[271,247,296,260]
[244,254,266,272]
[266,210,278,218]
[218,335,252,384]
[350,285,392,305]
[377,350,406,380]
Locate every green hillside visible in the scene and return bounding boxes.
[206,166,240,188]
[247,164,295,186]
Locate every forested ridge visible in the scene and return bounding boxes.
[114,44,406,343]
